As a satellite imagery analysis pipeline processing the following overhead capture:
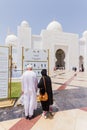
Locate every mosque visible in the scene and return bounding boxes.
[5,20,87,74]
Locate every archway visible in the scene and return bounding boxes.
[55,49,65,69]
[79,56,84,71]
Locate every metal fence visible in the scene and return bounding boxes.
[0,46,49,99]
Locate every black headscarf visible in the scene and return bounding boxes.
[41,69,47,76]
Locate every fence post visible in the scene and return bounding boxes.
[22,47,24,74]
[9,46,12,98]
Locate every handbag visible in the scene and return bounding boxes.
[38,77,48,101]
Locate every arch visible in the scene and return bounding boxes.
[79,56,84,71]
[55,49,65,69]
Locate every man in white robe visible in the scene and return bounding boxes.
[21,64,38,119]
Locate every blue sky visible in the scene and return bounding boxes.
[0,0,87,44]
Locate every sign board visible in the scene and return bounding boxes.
[0,46,9,99]
[24,49,49,79]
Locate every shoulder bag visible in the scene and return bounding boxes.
[38,76,48,101]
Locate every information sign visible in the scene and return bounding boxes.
[24,49,49,79]
[0,46,9,98]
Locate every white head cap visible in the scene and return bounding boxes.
[26,64,32,69]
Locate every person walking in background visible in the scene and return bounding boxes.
[21,64,38,120]
[38,69,53,119]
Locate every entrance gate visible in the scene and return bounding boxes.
[55,49,65,69]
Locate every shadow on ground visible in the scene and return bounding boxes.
[53,87,87,111]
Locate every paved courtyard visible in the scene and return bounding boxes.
[0,70,87,130]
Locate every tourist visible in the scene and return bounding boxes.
[38,69,53,119]
[21,64,38,120]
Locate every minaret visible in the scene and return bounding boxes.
[17,20,32,48]
[7,27,11,35]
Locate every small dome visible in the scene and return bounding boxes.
[79,37,86,44]
[47,20,62,31]
[21,20,29,27]
[82,31,87,38]
[5,34,18,46]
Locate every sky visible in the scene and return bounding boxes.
[0,0,87,45]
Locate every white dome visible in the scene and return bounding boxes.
[5,34,18,46]
[21,20,29,27]
[79,37,86,44]
[83,31,87,38]
[47,20,62,31]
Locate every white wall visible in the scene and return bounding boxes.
[32,35,42,49]
[41,29,79,73]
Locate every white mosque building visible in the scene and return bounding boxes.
[5,20,87,74]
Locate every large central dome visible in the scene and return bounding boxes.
[47,20,63,31]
